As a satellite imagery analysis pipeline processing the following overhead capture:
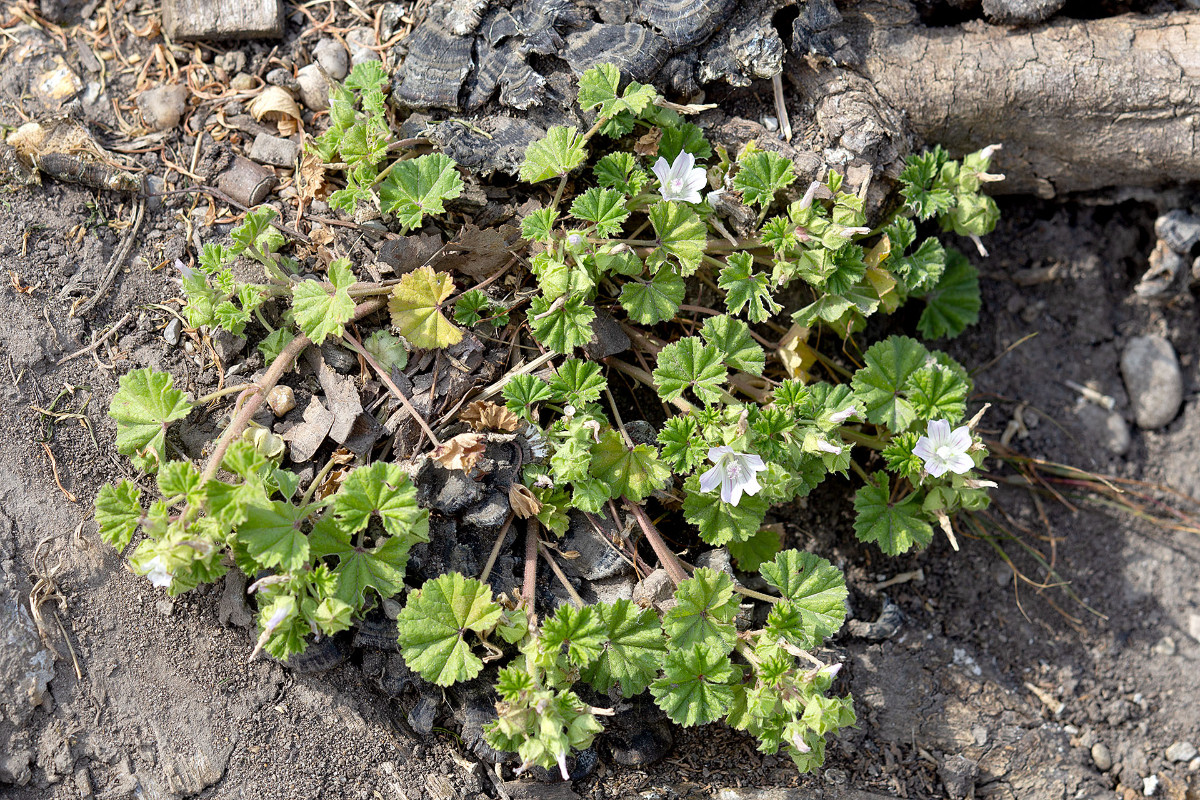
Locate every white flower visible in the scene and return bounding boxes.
[813,437,843,456]
[567,233,584,248]
[828,405,861,424]
[698,446,767,506]
[142,556,173,589]
[651,151,707,204]
[913,419,975,478]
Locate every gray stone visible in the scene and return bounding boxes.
[1166,742,1198,763]
[296,64,331,111]
[163,317,182,346]
[1075,403,1131,456]
[249,133,299,167]
[560,512,630,581]
[265,67,300,94]
[981,0,1065,24]
[138,85,188,131]
[1120,336,1184,429]
[939,755,978,800]
[633,569,675,610]
[582,311,630,360]
[1092,742,1113,772]
[313,38,349,80]
[461,491,509,529]
[1155,209,1200,253]
[1143,775,1159,796]
[346,28,380,65]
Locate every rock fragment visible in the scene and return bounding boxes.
[249,132,299,167]
[1155,209,1200,253]
[138,85,189,131]
[1120,336,1184,430]
[981,0,1066,25]
[1092,742,1113,772]
[163,0,284,41]
[296,64,331,111]
[1166,742,1197,763]
[313,38,349,80]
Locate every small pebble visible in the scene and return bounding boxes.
[230,73,257,92]
[155,599,175,617]
[1188,757,1199,772]
[981,0,1065,24]
[1143,775,1158,797]
[992,561,1013,587]
[313,38,349,80]
[267,385,296,417]
[1154,209,1200,253]
[1120,335,1183,430]
[1165,742,1197,763]
[163,318,182,346]
[823,767,848,785]
[265,67,300,94]
[345,28,380,64]
[249,132,299,167]
[138,85,188,131]
[1151,636,1176,657]
[761,114,779,133]
[1092,742,1113,772]
[296,63,331,111]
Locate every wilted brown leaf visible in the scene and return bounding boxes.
[432,432,487,472]
[460,400,520,432]
[435,223,520,279]
[508,484,541,519]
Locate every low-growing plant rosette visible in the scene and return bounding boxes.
[93,61,1006,778]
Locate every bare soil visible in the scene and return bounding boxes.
[1,4,1198,800]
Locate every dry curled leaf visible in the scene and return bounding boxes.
[508,484,541,519]
[316,448,356,499]
[249,86,302,135]
[432,432,486,472]
[460,400,520,432]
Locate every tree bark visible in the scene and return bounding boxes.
[832,4,1200,196]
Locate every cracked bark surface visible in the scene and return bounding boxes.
[832,2,1200,196]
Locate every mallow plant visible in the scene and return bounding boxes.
[94,61,1001,777]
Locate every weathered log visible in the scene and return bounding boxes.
[162,0,283,41]
[838,4,1200,196]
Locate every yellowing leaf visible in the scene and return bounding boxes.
[432,432,486,471]
[776,324,817,382]
[388,266,463,349]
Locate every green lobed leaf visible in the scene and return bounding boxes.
[683,474,770,546]
[453,289,491,326]
[727,526,782,573]
[396,572,503,686]
[852,473,934,555]
[576,64,658,119]
[388,266,464,349]
[109,368,194,472]
[620,266,684,325]
[657,416,707,473]
[570,187,630,237]
[528,294,596,354]
[719,252,781,324]
[905,361,970,423]
[733,151,796,208]
[309,516,414,608]
[918,248,980,339]
[502,373,553,420]
[258,328,296,366]
[549,359,607,405]
[95,480,142,550]
[521,207,559,243]
[588,430,670,503]
[235,500,313,572]
[700,315,765,376]
[759,550,847,647]
[378,153,464,232]
[363,329,409,373]
[594,152,647,196]
[664,567,739,653]
[658,123,712,163]
[850,335,929,432]
[648,201,706,276]
[292,258,356,346]
[519,126,588,184]
[333,461,429,542]
[653,337,728,405]
[542,604,606,668]
[650,643,737,727]
[581,599,666,697]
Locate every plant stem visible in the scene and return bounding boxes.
[342,331,441,448]
[479,513,516,584]
[539,541,585,608]
[195,383,255,405]
[840,427,889,451]
[198,298,386,485]
[733,585,780,604]
[626,500,688,586]
[604,358,695,414]
[522,518,539,620]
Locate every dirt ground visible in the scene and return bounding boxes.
[1,3,1199,800]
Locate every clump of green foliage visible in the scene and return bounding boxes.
[95,62,1001,778]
